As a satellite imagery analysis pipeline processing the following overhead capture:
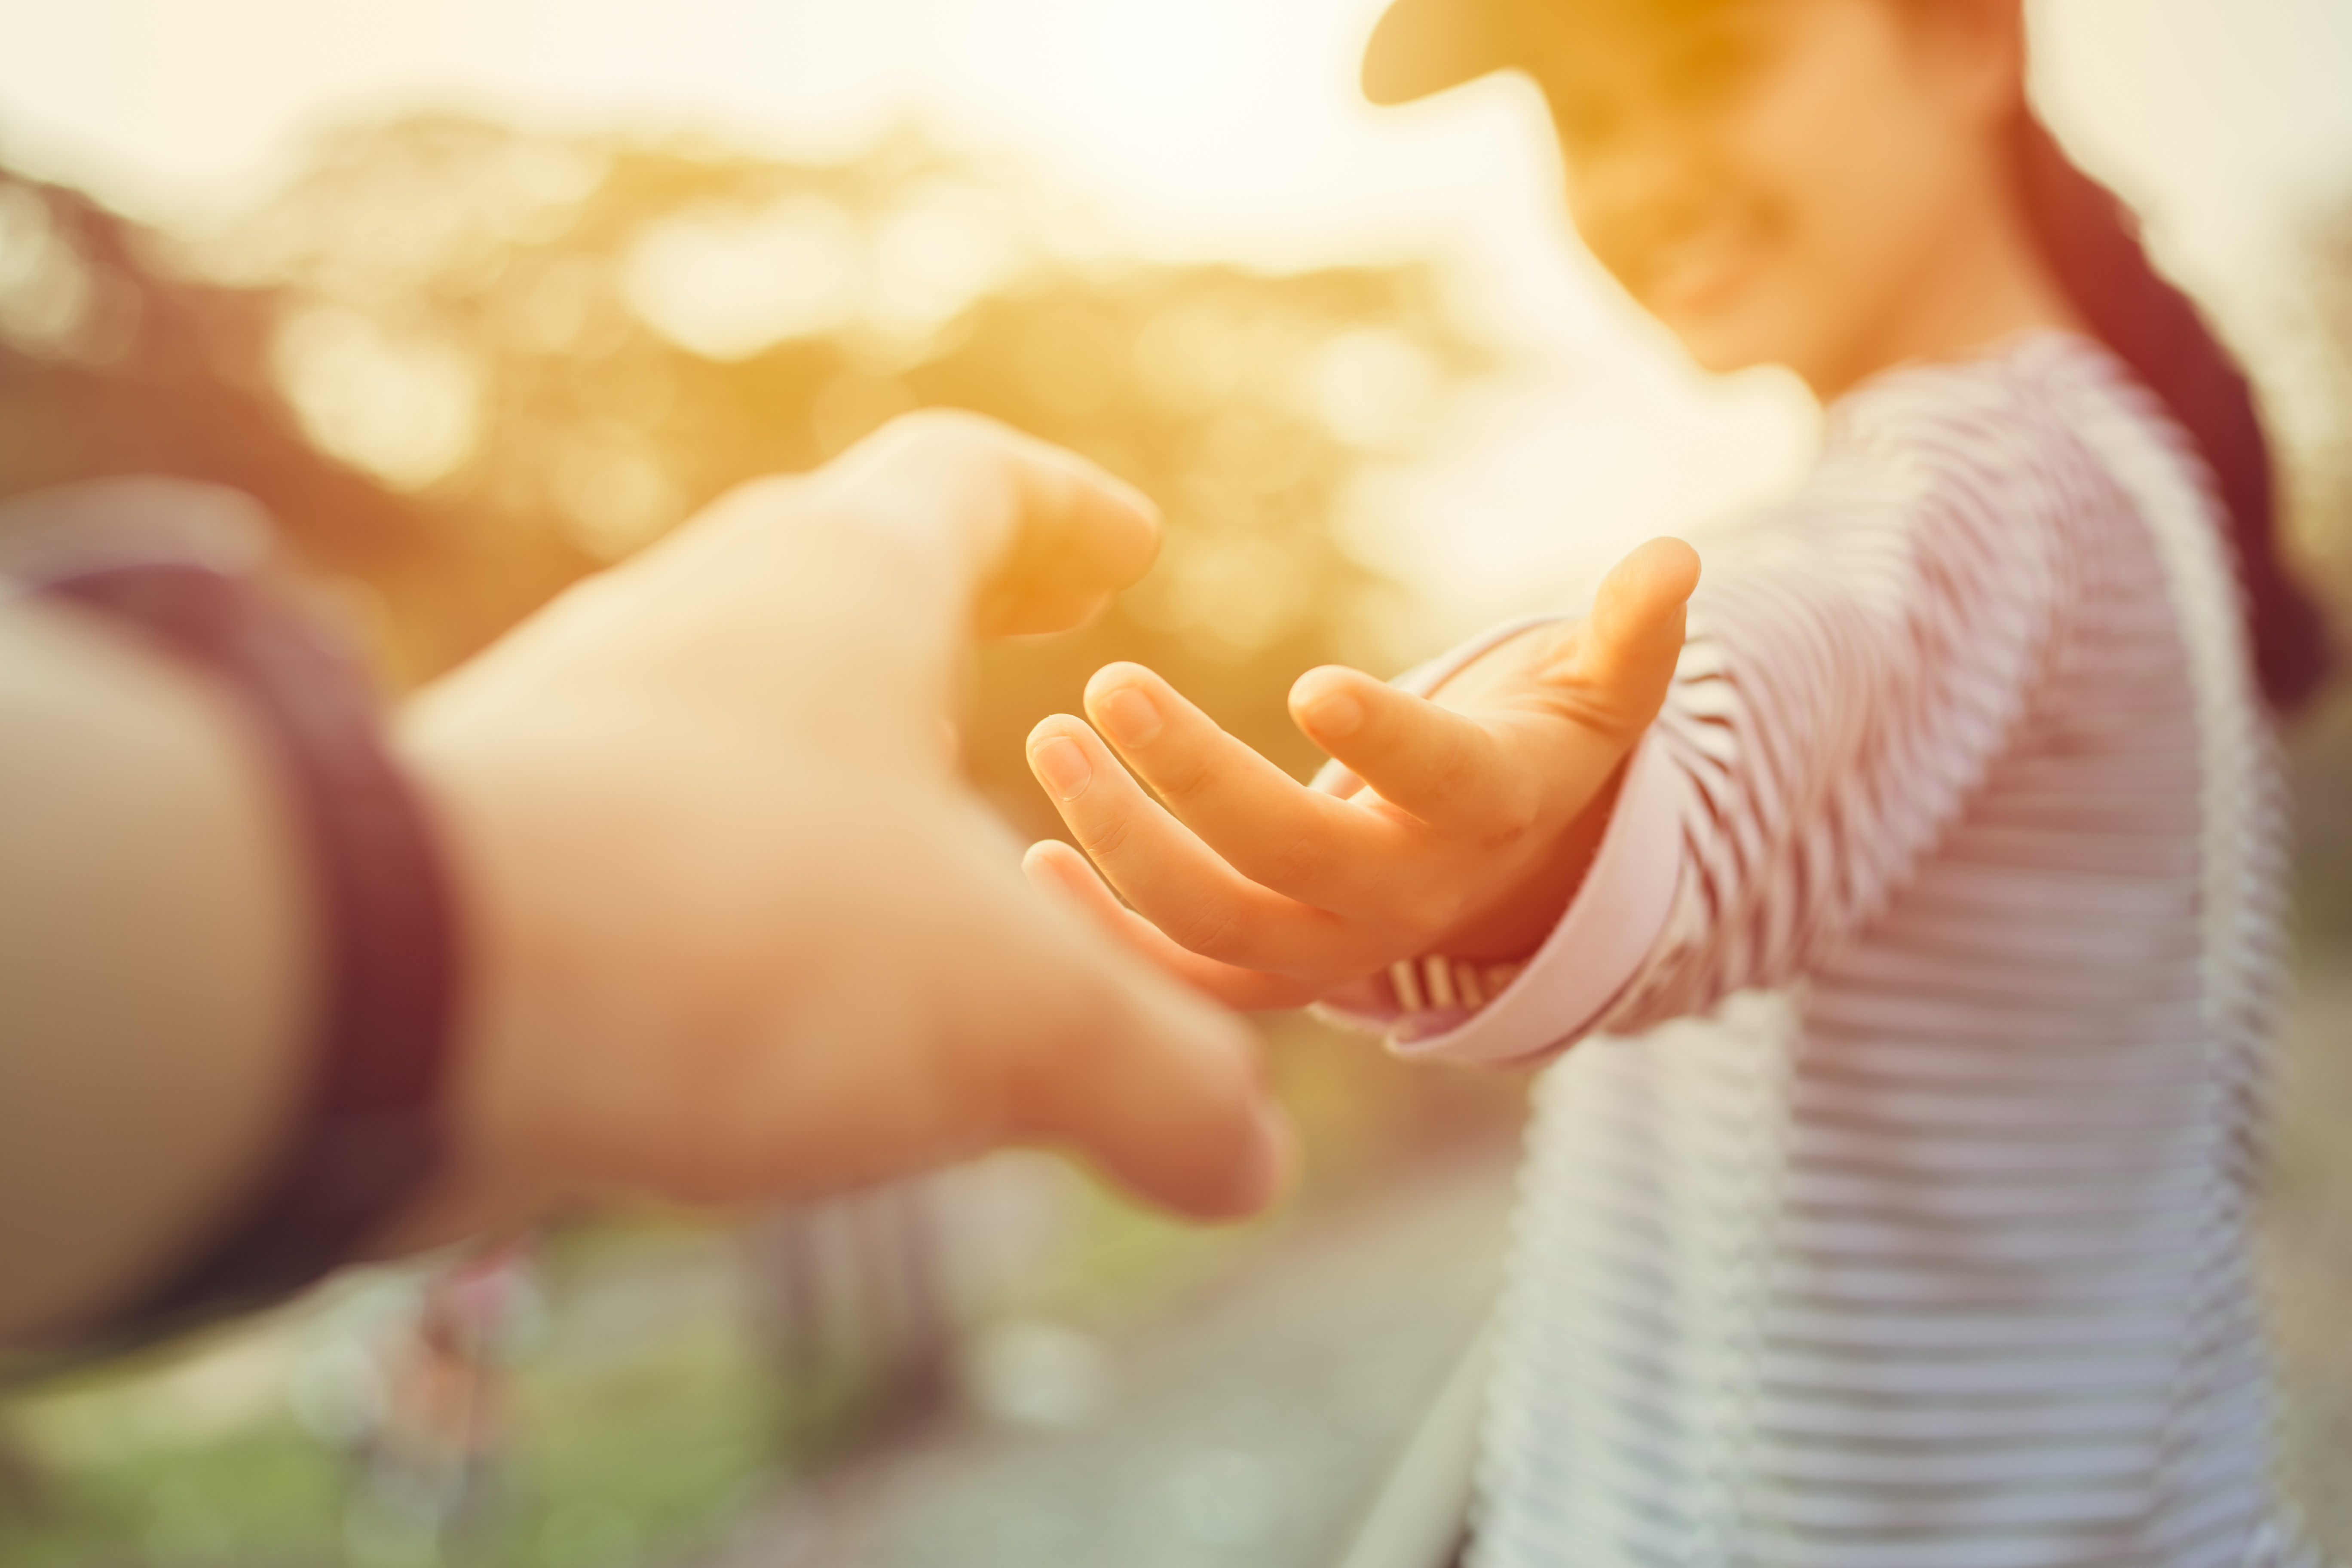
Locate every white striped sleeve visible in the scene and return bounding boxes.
[1387,372,2088,1063]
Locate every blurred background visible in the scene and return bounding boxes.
[1,0,2348,1563]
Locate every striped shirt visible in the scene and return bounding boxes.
[1345,333,2321,1566]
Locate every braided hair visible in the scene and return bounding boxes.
[2010,114,2332,709]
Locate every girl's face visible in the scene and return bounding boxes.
[1519,0,2020,391]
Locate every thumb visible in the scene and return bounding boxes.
[1554,537,1699,738]
[998,897,1294,1222]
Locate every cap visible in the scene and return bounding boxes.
[1361,0,1514,106]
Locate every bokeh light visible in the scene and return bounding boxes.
[4,2,2351,1564]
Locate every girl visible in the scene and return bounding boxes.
[1020,0,2336,1562]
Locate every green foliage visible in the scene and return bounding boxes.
[0,1420,336,1567]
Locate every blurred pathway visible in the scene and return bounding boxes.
[700,1150,1518,1568]
[2266,961,2352,1559]
[680,960,2352,1568]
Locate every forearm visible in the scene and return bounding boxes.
[0,596,312,1347]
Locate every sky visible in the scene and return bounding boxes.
[3,0,2349,636]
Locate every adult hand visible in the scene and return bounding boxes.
[389,412,1288,1249]
[1021,537,1699,1009]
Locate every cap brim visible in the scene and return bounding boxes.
[1361,0,1513,107]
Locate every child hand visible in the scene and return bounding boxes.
[1023,537,1699,1009]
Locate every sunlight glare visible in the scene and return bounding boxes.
[622,194,866,361]
[273,305,483,491]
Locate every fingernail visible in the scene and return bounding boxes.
[1098,685,1164,749]
[1303,687,1364,740]
[1032,735,1094,801]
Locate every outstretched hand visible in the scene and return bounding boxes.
[1022,537,1700,1011]
[391,412,1289,1250]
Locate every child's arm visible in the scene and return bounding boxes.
[1020,538,1701,1011]
[1028,380,2086,1062]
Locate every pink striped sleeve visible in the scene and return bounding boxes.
[1326,364,2084,1063]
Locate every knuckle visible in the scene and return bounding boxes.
[1170,897,1250,962]
[1153,750,1219,805]
[1081,805,1137,866]
[1261,829,1332,894]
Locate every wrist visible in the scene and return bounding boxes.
[387,675,889,1230]
[383,704,589,1251]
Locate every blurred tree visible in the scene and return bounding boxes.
[3,116,1476,842]
[0,170,438,600]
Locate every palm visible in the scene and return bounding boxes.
[1023,537,1700,1008]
